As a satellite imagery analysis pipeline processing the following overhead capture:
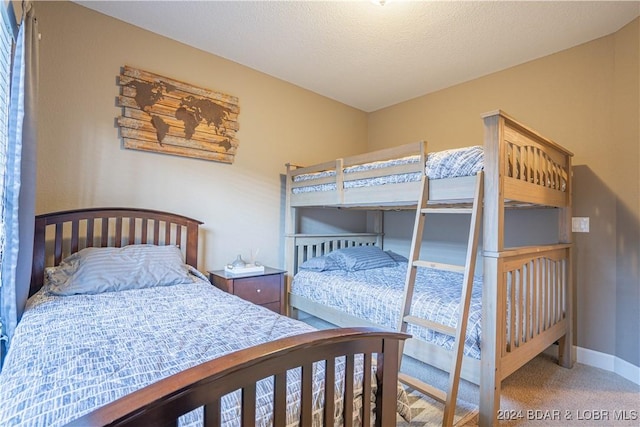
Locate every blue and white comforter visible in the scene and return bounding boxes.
[293,146,484,194]
[291,262,483,359]
[0,276,406,426]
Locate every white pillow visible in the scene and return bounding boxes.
[46,244,193,296]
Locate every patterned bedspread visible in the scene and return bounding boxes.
[0,274,408,426]
[292,146,484,194]
[291,263,483,359]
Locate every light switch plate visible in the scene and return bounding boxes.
[572,217,590,233]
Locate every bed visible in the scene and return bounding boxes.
[284,110,574,427]
[291,255,484,360]
[0,207,409,427]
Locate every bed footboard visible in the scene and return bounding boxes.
[66,327,409,427]
[486,244,572,379]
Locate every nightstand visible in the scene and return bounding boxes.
[208,267,286,314]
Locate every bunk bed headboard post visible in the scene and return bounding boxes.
[284,163,298,315]
[481,111,505,253]
[479,111,506,427]
[558,155,573,370]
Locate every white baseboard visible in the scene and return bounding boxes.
[544,344,640,385]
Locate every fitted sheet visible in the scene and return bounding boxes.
[292,146,484,194]
[291,262,483,359]
[0,273,407,426]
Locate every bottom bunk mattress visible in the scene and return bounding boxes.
[0,266,409,426]
[291,252,483,360]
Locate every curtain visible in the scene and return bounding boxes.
[0,1,38,363]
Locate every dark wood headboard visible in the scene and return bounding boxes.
[30,207,203,297]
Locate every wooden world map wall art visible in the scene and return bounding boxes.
[117,66,240,164]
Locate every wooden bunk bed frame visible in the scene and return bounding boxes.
[27,207,408,426]
[284,110,574,427]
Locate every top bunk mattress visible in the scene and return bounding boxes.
[292,146,484,194]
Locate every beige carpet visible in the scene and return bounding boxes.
[397,386,478,427]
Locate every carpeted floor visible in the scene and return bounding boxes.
[396,386,478,427]
[402,352,639,426]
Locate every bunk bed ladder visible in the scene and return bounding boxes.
[398,171,484,427]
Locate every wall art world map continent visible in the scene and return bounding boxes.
[117,66,240,164]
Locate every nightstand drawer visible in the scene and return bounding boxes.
[233,275,281,305]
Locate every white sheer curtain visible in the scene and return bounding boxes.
[0,1,38,367]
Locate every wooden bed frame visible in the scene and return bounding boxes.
[284,110,574,426]
[28,207,408,427]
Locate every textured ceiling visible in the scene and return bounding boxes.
[75,1,640,112]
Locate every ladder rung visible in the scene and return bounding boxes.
[412,260,465,274]
[398,373,447,403]
[421,207,473,214]
[403,315,457,337]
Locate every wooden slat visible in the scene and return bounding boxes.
[509,272,515,351]
[412,260,465,274]
[403,315,456,337]
[422,207,472,214]
[115,217,123,247]
[343,162,423,182]
[175,225,182,249]
[300,363,313,426]
[344,354,355,427]
[204,398,220,427]
[398,373,447,404]
[518,267,524,347]
[140,218,148,242]
[54,224,63,265]
[323,358,335,427]
[273,372,287,427]
[128,217,135,245]
[86,218,94,248]
[70,220,79,254]
[362,354,372,427]
[241,384,256,427]
[100,217,109,247]
[534,259,541,338]
[153,219,160,245]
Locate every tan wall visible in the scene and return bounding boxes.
[35,1,638,365]
[612,18,639,368]
[368,18,640,365]
[35,1,367,271]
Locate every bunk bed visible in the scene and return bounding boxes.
[0,207,409,427]
[284,110,574,426]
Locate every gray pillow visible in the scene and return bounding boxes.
[326,246,397,271]
[46,244,193,296]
